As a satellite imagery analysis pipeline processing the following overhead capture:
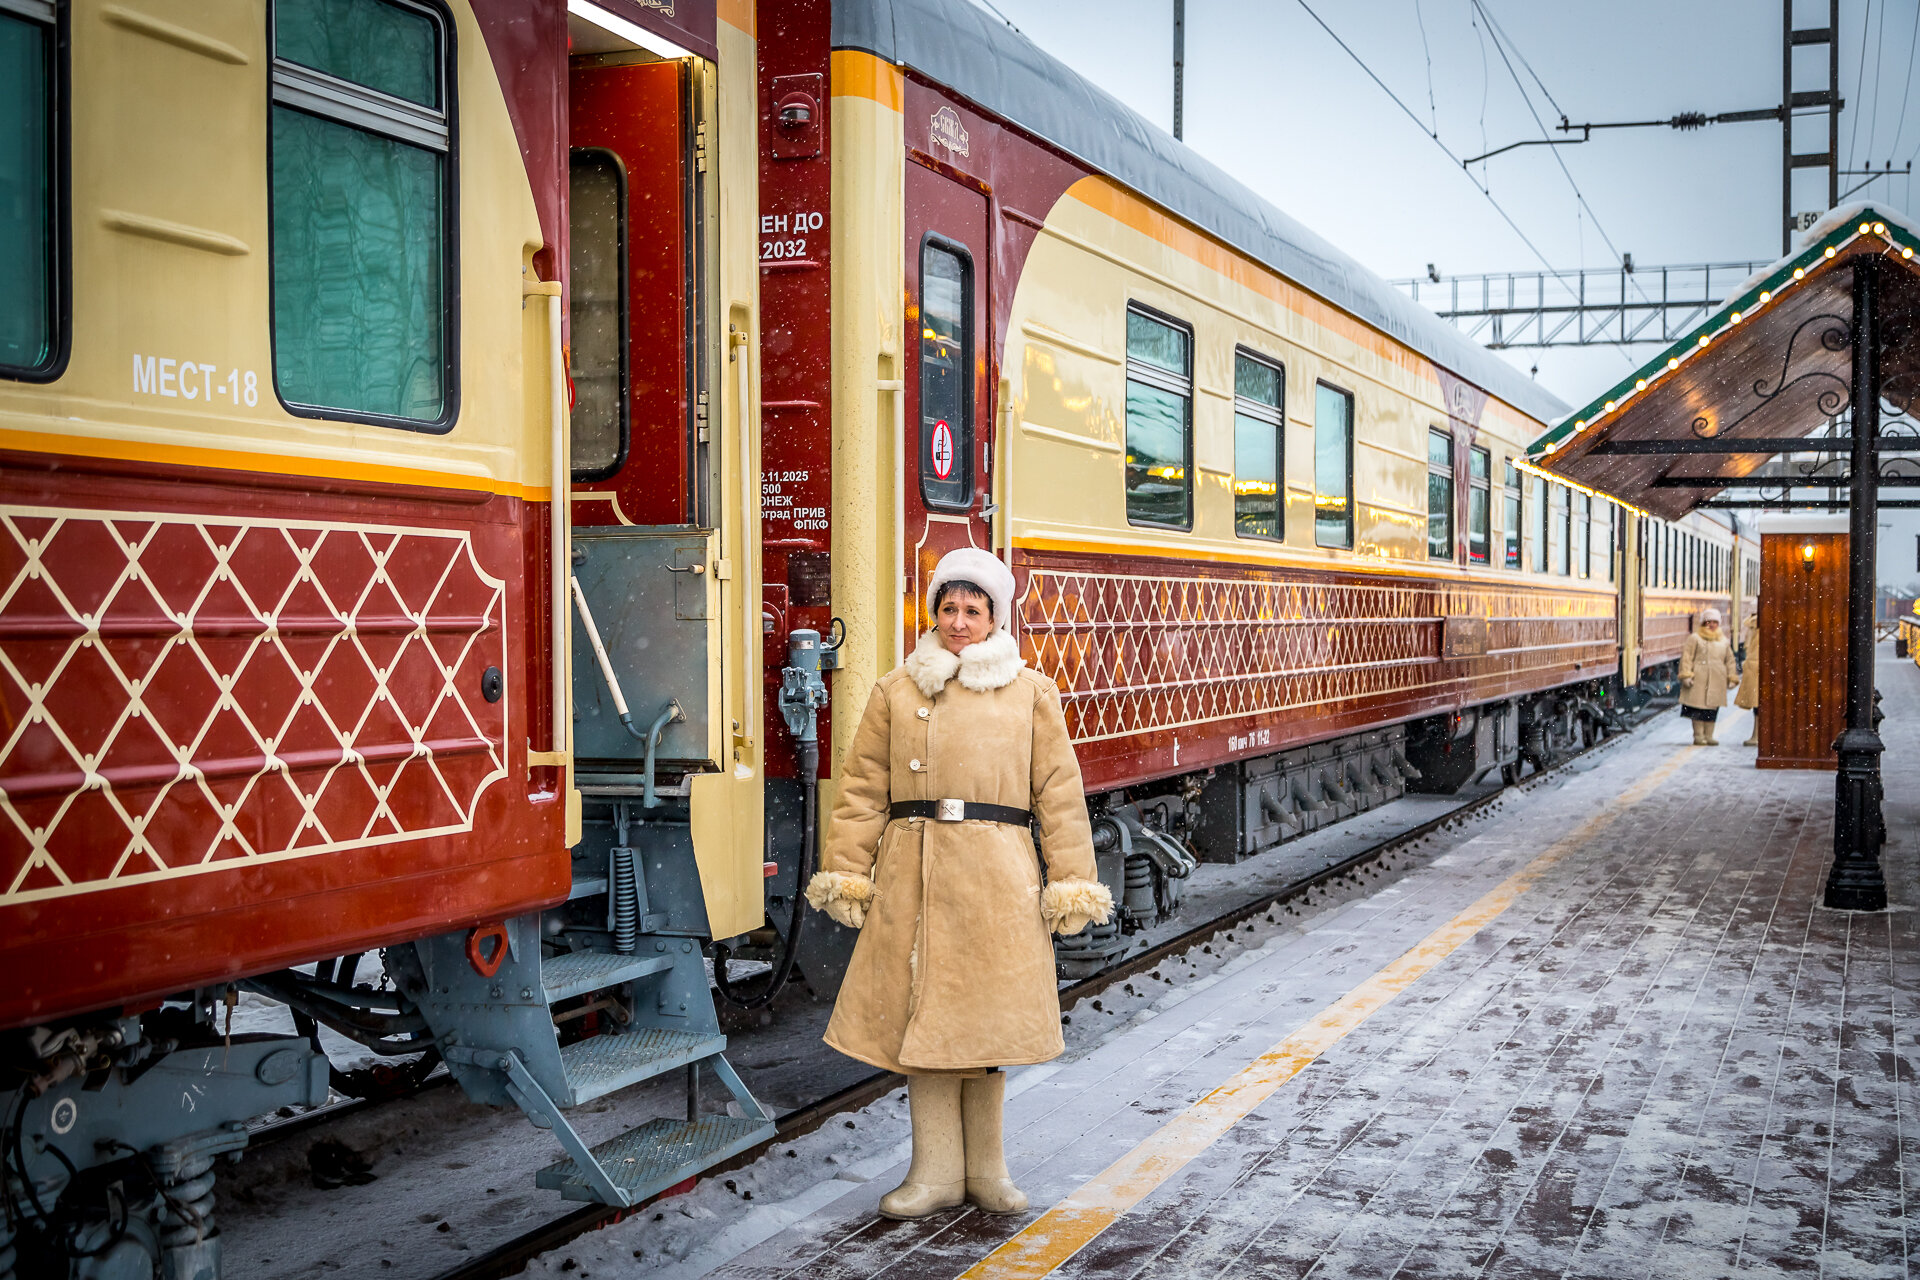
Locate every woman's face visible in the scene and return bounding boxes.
[936,589,993,653]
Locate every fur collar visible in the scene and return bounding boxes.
[904,629,1025,698]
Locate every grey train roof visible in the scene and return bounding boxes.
[833,0,1570,427]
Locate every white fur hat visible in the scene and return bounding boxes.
[926,547,1015,635]
[1701,607,1723,625]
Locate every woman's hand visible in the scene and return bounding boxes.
[1041,878,1114,937]
[805,871,876,930]
[1681,677,1694,690]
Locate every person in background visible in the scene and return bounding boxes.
[805,547,1113,1220]
[1680,607,1739,746]
[1736,604,1760,748]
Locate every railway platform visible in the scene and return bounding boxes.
[567,647,1920,1280]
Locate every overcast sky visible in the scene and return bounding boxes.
[970,0,1920,586]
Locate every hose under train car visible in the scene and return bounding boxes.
[713,739,816,1010]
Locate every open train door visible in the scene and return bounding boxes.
[902,158,996,655]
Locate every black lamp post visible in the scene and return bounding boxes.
[1825,255,1889,911]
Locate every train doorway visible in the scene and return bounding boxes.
[903,160,994,654]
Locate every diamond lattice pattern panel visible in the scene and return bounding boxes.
[1019,566,1615,744]
[0,507,509,905]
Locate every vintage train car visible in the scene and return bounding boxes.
[0,0,779,1273]
[733,0,1670,981]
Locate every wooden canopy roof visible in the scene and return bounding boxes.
[1525,205,1920,521]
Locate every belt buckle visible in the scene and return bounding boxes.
[934,798,966,823]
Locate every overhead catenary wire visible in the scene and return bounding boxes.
[1467,0,1653,348]
[1290,0,1572,290]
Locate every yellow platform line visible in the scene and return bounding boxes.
[960,746,1696,1280]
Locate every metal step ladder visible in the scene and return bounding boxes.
[401,875,776,1208]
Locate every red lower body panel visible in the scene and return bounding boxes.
[0,451,566,1028]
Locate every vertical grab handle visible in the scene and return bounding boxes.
[732,326,757,761]
[526,277,568,759]
[877,376,906,669]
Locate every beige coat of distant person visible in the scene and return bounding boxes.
[1680,624,1738,711]
[1735,612,1760,711]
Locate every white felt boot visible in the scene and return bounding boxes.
[878,1075,965,1220]
[962,1072,1028,1215]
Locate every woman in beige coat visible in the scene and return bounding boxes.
[1735,605,1761,746]
[805,547,1112,1220]
[1679,607,1740,745]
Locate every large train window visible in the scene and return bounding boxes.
[269,0,454,430]
[1125,306,1193,529]
[1604,504,1616,581]
[1552,485,1570,575]
[1502,460,1522,569]
[0,0,64,381]
[1468,446,1490,564]
[920,238,974,509]
[1531,477,1548,572]
[1314,382,1353,548]
[1426,429,1454,561]
[1575,493,1591,578]
[1232,350,1283,540]
[569,149,628,480]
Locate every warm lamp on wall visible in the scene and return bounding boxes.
[1802,543,1817,572]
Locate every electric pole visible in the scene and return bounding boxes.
[1782,0,1841,253]
[1173,0,1185,141]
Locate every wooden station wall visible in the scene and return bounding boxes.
[1757,531,1848,770]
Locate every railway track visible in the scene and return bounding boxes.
[421,719,1642,1280]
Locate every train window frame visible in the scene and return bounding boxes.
[0,0,69,383]
[1467,445,1490,565]
[1123,303,1194,531]
[1502,459,1522,569]
[568,147,630,483]
[1426,427,1454,561]
[1574,492,1591,579]
[918,234,976,511]
[266,0,459,433]
[1314,381,1355,550]
[1231,347,1284,542]
[1604,503,1616,582]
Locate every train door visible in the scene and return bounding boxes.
[566,58,715,770]
[903,161,995,654]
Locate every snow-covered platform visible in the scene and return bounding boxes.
[669,651,1920,1280]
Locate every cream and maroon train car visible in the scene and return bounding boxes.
[752,0,1633,974]
[1,0,781,1271]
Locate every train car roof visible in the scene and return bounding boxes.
[833,0,1571,428]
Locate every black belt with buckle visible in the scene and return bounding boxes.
[890,799,1034,826]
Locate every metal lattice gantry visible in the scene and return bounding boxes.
[1394,261,1771,349]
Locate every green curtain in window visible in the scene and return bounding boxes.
[272,107,445,422]
[0,14,53,372]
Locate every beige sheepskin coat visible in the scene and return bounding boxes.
[1680,628,1738,710]
[805,630,1111,1073]
[1735,619,1760,711]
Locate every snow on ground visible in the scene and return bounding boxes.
[218,742,1617,1279]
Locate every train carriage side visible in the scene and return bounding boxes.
[794,0,1631,978]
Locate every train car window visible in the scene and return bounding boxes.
[1604,504,1616,582]
[1553,485,1570,575]
[1232,350,1283,540]
[569,149,628,480]
[1468,446,1490,564]
[1314,382,1354,549]
[1575,493,1591,578]
[1531,476,1547,572]
[269,0,454,430]
[1502,461,1522,569]
[1125,307,1192,528]
[1426,428,1454,561]
[920,240,974,509]
[0,0,63,381]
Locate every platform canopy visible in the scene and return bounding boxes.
[1523,204,1920,521]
